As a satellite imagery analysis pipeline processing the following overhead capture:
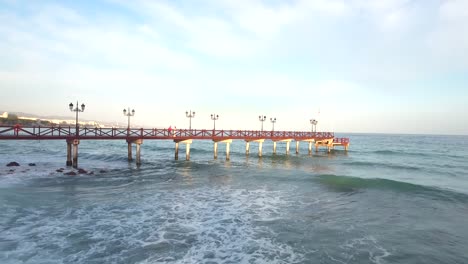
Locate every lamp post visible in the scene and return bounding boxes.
[123,107,135,129]
[310,119,318,132]
[211,114,219,130]
[186,110,195,129]
[69,101,85,136]
[259,115,266,131]
[270,117,276,131]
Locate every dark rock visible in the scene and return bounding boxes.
[88,171,94,175]
[64,171,77,176]
[99,170,107,173]
[28,163,36,166]
[56,169,64,172]
[77,168,88,174]
[9,169,15,172]
[6,162,20,167]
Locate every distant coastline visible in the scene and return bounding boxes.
[0,111,125,128]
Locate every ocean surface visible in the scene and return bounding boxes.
[0,133,467,264]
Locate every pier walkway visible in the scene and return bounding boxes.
[0,125,350,167]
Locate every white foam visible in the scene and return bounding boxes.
[1,185,305,263]
[339,235,392,264]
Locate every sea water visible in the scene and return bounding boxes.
[0,134,467,263]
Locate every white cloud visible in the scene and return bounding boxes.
[439,0,468,21]
[426,0,468,69]
[1,0,468,133]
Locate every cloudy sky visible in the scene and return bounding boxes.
[1,0,467,134]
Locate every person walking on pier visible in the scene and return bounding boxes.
[168,126,173,137]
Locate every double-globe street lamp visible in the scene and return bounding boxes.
[310,119,318,133]
[186,110,195,130]
[259,115,266,131]
[69,101,85,136]
[123,108,135,129]
[270,117,277,131]
[211,114,219,130]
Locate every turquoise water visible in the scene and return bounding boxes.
[0,134,467,263]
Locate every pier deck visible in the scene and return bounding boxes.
[0,125,350,166]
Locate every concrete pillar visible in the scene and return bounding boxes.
[214,142,218,159]
[136,142,142,165]
[66,141,72,166]
[226,142,230,161]
[186,143,191,161]
[286,141,290,155]
[175,142,179,160]
[345,145,349,151]
[295,141,299,154]
[308,142,312,155]
[246,142,250,156]
[273,142,277,154]
[72,139,79,168]
[258,141,263,157]
[127,141,133,162]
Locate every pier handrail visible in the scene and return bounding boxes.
[0,125,337,141]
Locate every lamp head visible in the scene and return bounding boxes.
[132,109,135,114]
[81,103,85,111]
[69,103,73,111]
[123,109,127,115]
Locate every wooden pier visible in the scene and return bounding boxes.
[0,125,350,167]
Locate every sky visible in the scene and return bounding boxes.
[0,0,467,135]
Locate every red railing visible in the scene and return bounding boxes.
[0,125,338,141]
[333,138,350,145]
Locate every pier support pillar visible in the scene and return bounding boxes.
[66,140,72,166]
[175,142,179,160]
[308,142,312,155]
[226,142,230,161]
[246,139,264,157]
[214,142,218,159]
[286,141,290,155]
[213,139,232,161]
[127,141,133,162]
[295,141,299,154]
[135,139,143,166]
[186,143,191,161]
[174,140,193,161]
[72,139,80,169]
[273,142,277,154]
